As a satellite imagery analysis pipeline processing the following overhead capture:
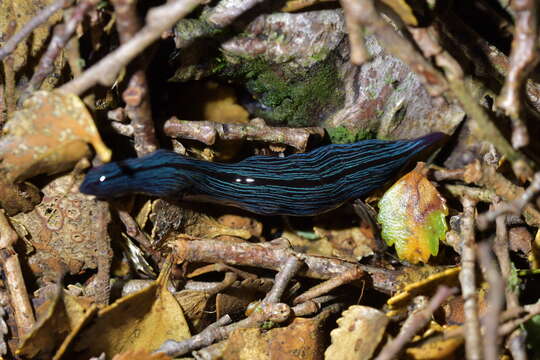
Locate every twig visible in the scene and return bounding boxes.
[292,267,363,305]
[164,118,325,152]
[92,201,112,305]
[156,315,233,356]
[493,210,528,358]
[0,0,74,61]
[0,210,35,339]
[413,23,534,177]
[338,0,369,64]
[291,295,337,317]
[477,242,504,360]
[21,0,99,100]
[436,161,540,227]
[338,0,447,97]
[499,301,540,336]
[496,0,539,148]
[112,0,158,156]
[206,0,266,27]
[374,286,457,360]
[184,272,238,294]
[477,172,540,229]
[459,196,483,360]
[117,209,153,254]
[506,331,527,360]
[263,256,303,304]
[173,0,268,48]
[172,238,370,285]
[156,301,291,357]
[60,0,203,95]
[444,184,496,204]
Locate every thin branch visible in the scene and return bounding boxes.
[91,201,112,305]
[263,256,303,304]
[60,0,203,95]
[496,0,539,148]
[292,267,363,305]
[374,286,457,360]
[112,0,158,156]
[338,0,447,96]
[164,118,325,152]
[156,301,291,357]
[477,242,504,360]
[156,315,233,356]
[477,172,540,229]
[172,238,370,286]
[22,0,99,99]
[0,0,74,61]
[338,0,369,64]
[0,210,35,339]
[459,196,483,360]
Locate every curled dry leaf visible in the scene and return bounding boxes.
[16,289,98,359]
[377,163,448,264]
[0,91,111,184]
[69,260,190,359]
[325,305,388,360]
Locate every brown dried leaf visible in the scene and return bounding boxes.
[405,326,463,359]
[17,289,98,359]
[223,317,326,360]
[0,91,111,183]
[70,262,190,359]
[387,266,460,312]
[12,174,111,282]
[325,305,388,360]
[0,178,41,216]
[112,350,172,360]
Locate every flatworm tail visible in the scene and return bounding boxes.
[80,132,445,216]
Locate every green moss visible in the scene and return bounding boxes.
[327,126,375,144]
[215,56,344,127]
[174,19,223,42]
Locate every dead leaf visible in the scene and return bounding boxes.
[405,326,463,360]
[325,305,388,360]
[12,174,111,282]
[377,163,448,264]
[69,261,190,359]
[223,317,327,360]
[387,266,460,312]
[17,289,98,359]
[0,91,111,184]
[112,350,172,360]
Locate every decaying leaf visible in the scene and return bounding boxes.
[405,325,463,360]
[17,289,98,359]
[69,261,190,359]
[12,174,111,282]
[0,91,111,184]
[325,305,388,360]
[111,350,172,360]
[377,163,448,264]
[387,266,460,312]
[222,317,327,360]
